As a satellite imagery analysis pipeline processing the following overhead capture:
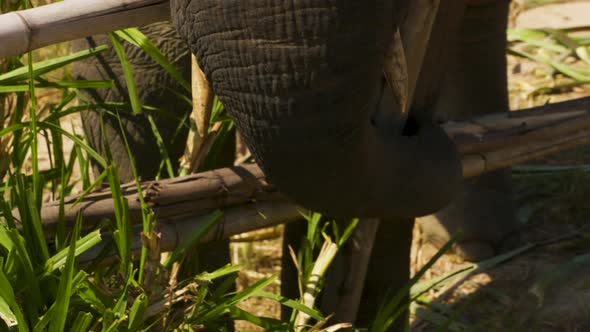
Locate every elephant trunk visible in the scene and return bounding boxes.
[172,0,463,218]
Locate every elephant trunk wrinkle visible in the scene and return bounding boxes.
[172,0,462,219]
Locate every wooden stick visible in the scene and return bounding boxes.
[383,30,409,114]
[78,199,304,265]
[462,129,590,177]
[447,98,590,155]
[0,0,169,57]
[444,96,590,137]
[31,164,273,233]
[180,55,216,173]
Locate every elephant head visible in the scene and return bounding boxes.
[171,0,463,218]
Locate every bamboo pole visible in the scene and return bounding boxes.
[25,97,590,236]
[0,0,169,58]
[78,199,304,265]
[36,163,272,228]
[179,55,216,172]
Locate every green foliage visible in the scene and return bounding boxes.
[508,25,590,95]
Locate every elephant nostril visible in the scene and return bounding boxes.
[402,114,419,136]
[370,116,377,127]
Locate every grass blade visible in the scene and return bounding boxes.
[114,28,191,92]
[127,293,148,332]
[43,230,102,275]
[108,33,142,114]
[257,291,323,322]
[69,312,93,332]
[48,211,83,332]
[0,267,28,332]
[529,252,590,306]
[163,210,222,269]
[0,46,109,84]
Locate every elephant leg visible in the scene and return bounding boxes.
[419,0,521,261]
[73,22,232,287]
[355,218,414,332]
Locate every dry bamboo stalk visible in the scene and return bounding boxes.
[180,55,215,172]
[462,130,590,177]
[448,98,590,154]
[230,227,282,242]
[0,0,169,58]
[444,110,588,137]
[78,199,303,265]
[459,106,590,176]
[455,113,590,155]
[383,30,409,113]
[32,163,273,233]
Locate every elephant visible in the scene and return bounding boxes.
[169,0,520,330]
[74,0,521,330]
[72,22,191,183]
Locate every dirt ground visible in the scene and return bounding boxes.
[411,2,590,331]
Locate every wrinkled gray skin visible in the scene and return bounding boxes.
[280,2,517,329]
[76,0,517,330]
[172,0,463,219]
[73,22,190,182]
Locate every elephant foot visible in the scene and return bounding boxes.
[417,170,522,261]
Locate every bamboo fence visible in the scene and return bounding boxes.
[3,0,590,265]
[13,96,589,249]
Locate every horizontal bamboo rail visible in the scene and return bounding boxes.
[0,0,169,57]
[78,199,303,264]
[16,96,590,245]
